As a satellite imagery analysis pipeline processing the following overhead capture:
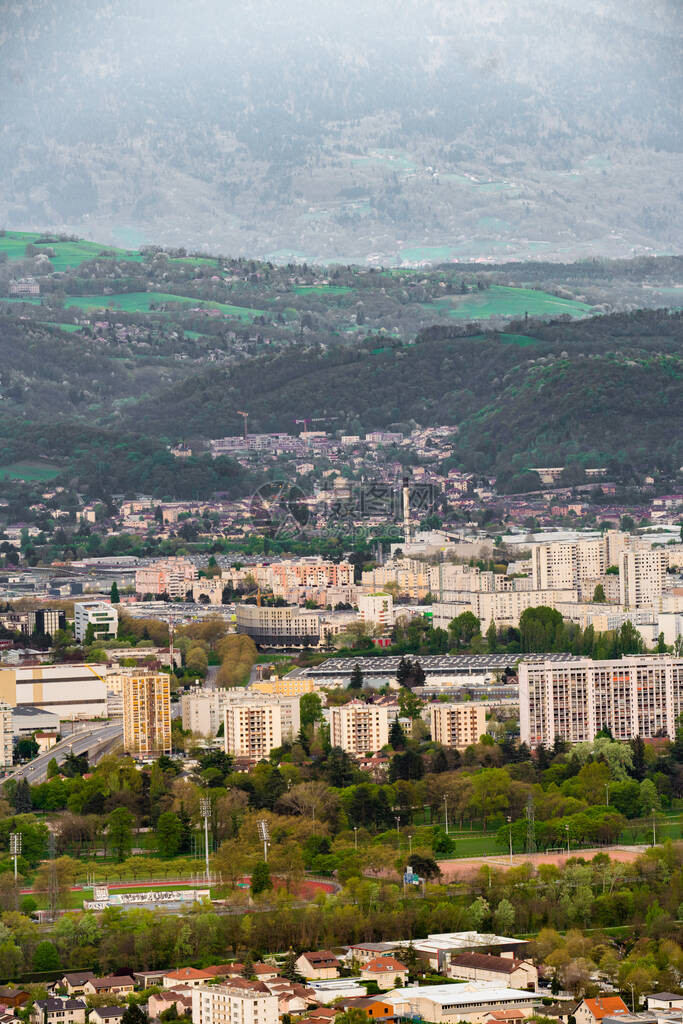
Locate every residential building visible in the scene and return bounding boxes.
[148,992,193,1021]
[182,690,234,736]
[0,664,108,719]
[382,983,538,1024]
[348,942,399,965]
[411,932,529,973]
[431,588,578,632]
[9,278,40,297]
[164,968,213,988]
[574,997,630,1024]
[359,958,408,990]
[295,951,342,980]
[520,656,683,747]
[447,953,537,991]
[307,980,367,1003]
[430,703,487,749]
[74,601,118,643]
[191,981,278,1024]
[31,1000,86,1024]
[27,609,66,637]
[358,593,394,629]
[249,677,315,697]
[83,977,135,997]
[646,996,683,1012]
[235,604,320,648]
[338,998,398,1021]
[192,578,225,605]
[135,558,197,599]
[0,990,30,1008]
[122,671,171,757]
[620,549,669,607]
[329,701,390,755]
[88,1009,125,1024]
[0,702,12,768]
[224,697,300,760]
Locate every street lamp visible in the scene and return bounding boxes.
[257,819,270,863]
[443,794,449,835]
[408,834,413,856]
[507,816,513,866]
[199,797,211,884]
[565,823,570,855]
[9,833,21,881]
[353,826,358,851]
[394,815,401,845]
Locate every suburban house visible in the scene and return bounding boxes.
[448,954,538,991]
[575,997,630,1024]
[295,952,341,980]
[647,996,683,1012]
[83,977,135,997]
[265,980,315,1014]
[162,968,213,989]
[484,1012,528,1024]
[88,1009,125,1024]
[0,990,30,1009]
[30,999,86,1024]
[148,991,193,1020]
[340,998,399,1021]
[253,965,281,982]
[348,943,397,966]
[360,958,409,990]
[59,976,95,997]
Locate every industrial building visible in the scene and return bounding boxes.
[0,664,108,719]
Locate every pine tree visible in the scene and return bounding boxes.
[486,620,497,652]
[348,663,363,690]
[110,581,120,603]
[13,778,32,812]
[396,656,412,687]
[251,860,272,896]
[389,719,406,750]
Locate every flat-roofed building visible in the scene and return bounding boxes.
[191,982,278,1024]
[122,671,171,757]
[223,696,300,760]
[330,700,390,755]
[0,664,108,719]
[383,983,537,1024]
[74,601,118,643]
[430,703,487,749]
[520,655,683,746]
[235,604,320,648]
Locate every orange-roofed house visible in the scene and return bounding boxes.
[295,952,341,980]
[360,958,409,990]
[575,997,630,1024]
[162,968,213,989]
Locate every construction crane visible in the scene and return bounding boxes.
[237,410,248,440]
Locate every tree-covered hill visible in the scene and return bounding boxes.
[121,309,682,477]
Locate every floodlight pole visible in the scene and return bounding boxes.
[200,797,211,883]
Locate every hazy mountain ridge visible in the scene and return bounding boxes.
[1,0,680,261]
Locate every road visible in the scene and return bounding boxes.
[4,722,123,785]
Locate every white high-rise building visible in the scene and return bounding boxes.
[223,696,300,760]
[520,655,683,747]
[358,593,394,628]
[329,700,390,755]
[192,983,278,1024]
[620,549,669,608]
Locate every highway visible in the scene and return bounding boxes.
[3,722,123,786]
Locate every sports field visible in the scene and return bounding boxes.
[0,461,61,481]
[61,292,265,320]
[422,285,592,320]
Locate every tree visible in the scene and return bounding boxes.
[281,949,304,982]
[12,778,32,812]
[486,620,498,653]
[449,612,481,650]
[493,898,516,933]
[389,720,406,750]
[300,693,323,729]
[110,581,120,604]
[121,1006,148,1024]
[16,737,38,761]
[349,663,364,690]
[251,861,272,896]
[156,811,183,857]
[33,939,60,971]
[593,584,606,603]
[107,807,134,862]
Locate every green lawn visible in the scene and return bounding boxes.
[39,321,83,333]
[61,292,265,320]
[0,460,61,481]
[0,231,143,270]
[422,285,592,320]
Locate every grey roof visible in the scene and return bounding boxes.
[35,1000,86,1012]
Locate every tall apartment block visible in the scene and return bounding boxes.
[122,671,172,757]
[329,700,390,755]
[191,983,278,1024]
[223,697,300,760]
[620,549,669,608]
[520,655,683,747]
[430,702,487,748]
[0,702,13,768]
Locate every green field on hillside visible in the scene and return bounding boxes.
[39,321,84,333]
[0,231,143,270]
[61,292,265,320]
[422,285,592,320]
[0,461,61,481]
